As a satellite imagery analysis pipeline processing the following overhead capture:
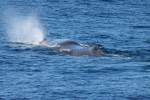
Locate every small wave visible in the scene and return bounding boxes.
[132,25,150,29]
[6,42,59,56]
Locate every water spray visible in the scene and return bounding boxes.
[6,14,45,45]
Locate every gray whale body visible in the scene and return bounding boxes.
[40,40,104,56]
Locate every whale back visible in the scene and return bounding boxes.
[56,40,104,56]
[39,39,104,56]
[58,40,80,47]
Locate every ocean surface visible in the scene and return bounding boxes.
[0,0,150,100]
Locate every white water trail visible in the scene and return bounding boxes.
[6,14,45,45]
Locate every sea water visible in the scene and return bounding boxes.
[0,0,150,100]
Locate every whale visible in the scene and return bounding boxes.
[39,39,105,56]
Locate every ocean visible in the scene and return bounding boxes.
[0,0,150,100]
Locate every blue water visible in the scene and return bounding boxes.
[0,0,150,100]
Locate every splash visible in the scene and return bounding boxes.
[6,14,45,45]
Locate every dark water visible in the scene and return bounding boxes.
[0,0,150,100]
